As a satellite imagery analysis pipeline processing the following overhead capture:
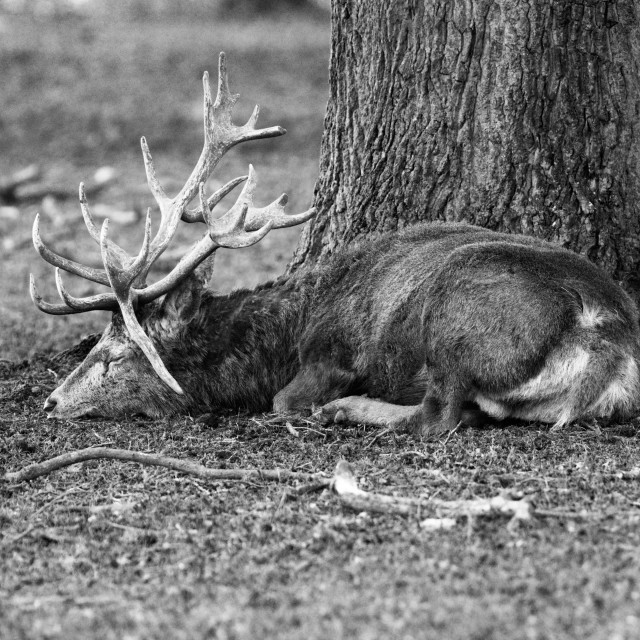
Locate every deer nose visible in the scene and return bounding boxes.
[43,396,57,415]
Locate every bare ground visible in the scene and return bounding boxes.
[2,9,640,640]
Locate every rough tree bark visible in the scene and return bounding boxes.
[292,0,640,294]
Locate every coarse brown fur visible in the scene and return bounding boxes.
[45,222,640,438]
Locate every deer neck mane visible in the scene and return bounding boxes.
[159,274,311,413]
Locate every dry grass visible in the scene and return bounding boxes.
[2,8,640,640]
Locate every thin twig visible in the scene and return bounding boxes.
[292,425,327,438]
[292,480,331,496]
[364,426,393,450]
[441,423,460,446]
[285,422,300,438]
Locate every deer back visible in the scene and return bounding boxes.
[294,222,640,408]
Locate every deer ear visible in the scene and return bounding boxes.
[161,255,214,326]
[193,254,215,287]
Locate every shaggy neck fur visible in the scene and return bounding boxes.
[143,274,313,414]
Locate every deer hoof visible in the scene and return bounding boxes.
[315,401,346,425]
[334,409,348,423]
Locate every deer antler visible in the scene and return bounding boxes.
[31,52,315,393]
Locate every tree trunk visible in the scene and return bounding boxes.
[292,0,640,294]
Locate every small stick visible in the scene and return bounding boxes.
[364,426,393,450]
[285,421,300,438]
[441,422,460,445]
[292,480,331,496]
[3,447,329,485]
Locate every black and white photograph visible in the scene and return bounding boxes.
[2,1,640,638]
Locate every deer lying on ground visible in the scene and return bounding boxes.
[32,54,640,437]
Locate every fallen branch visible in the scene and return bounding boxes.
[3,447,329,485]
[331,460,532,522]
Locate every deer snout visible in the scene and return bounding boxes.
[42,386,101,419]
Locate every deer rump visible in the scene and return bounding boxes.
[274,223,640,436]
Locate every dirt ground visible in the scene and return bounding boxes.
[2,8,640,640]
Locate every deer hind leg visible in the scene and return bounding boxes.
[547,349,639,429]
[475,343,640,430]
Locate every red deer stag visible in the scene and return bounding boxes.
[32,54,640,437]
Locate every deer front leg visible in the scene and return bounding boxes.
[319,392,489,439]
[273,362,358,415]
[319,396,423,429]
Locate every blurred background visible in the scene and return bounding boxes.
[0,0,330,359]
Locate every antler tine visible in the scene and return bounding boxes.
[127,209,153,283]
[193,170,274,250]
[79,182,100,244]
[213,52,239,115]
[218,165,317,232]
[79,183,132,265]
[245,198,317,232]
[135,135,183,283]
[198,182,211,226]
[33,213,111,287]
[182,175,247,223]
[140,137,170,211]
[208,202,274,249]
[54,268,118,312]
[99,219,143,293]
[243,189,316,231]
[30,274,85,315]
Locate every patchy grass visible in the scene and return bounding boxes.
[2,9,640,640]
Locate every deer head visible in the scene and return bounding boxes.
[31,53,314,419]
